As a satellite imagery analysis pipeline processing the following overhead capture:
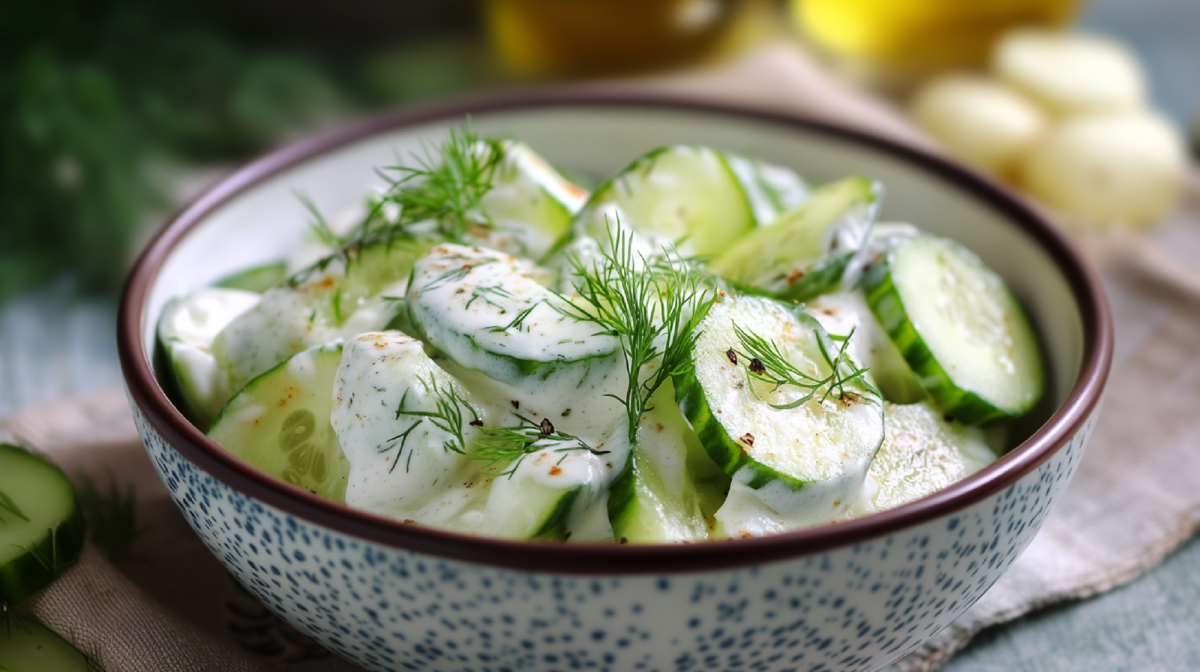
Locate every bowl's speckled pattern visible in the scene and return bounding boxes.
[132,400,1095,671]
[120,95,1111,672]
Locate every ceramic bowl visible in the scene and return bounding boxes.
[119,93,1112,672]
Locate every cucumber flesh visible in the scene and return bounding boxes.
[707,176,879,302]
[213,261,288,293]
[469,140,590,262]
[406,244,623,395]
[572,145,756,257]
[157,288,260,429]
[0,614,91,671]
[214,239,434,394]
[862,233,1044,424]
[723,153,809,227]
[0,444,85,608]
[806,290,926,404]
[207,343,351,502]
[676,296,884,535]
[607,383,729,544]
[849,401,997,516]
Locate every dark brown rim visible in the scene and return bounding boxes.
[119,90,1112,575]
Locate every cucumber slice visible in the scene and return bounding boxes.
[214,239,434,394]
[0,614,92,671]
[406,244,623,394]
[0,444,85,608]
[571,145,757,257]
[707,176,879,302]
[806,290,926,404]
[849,400,997,516]
[470,140,590,262]
[330,332,479,517]
[862,233,1044,425]
[213,261,288,293]
[157,288,260,429]
[675,296,884,534]
[607,383,729,544]
[722,153,809,227]
[479,443,606,541]
[208,343,351,503]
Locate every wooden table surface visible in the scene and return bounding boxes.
[2,0,1196,669]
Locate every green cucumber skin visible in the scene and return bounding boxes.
[672,368,810,493]
[0,614,92,671]
[0,446,86,608]
[529,486,582,541]
[724,253,854,304]
[861,260,1013,426]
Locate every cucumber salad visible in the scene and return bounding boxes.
[157,128,1044,543]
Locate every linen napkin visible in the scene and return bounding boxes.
[3,44,1199,671]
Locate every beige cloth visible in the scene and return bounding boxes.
[3,44,1199,671]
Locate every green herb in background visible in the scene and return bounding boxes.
[76,471,145,564]
[0,0,488,304]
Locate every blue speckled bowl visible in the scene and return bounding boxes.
[119,94,1111,672]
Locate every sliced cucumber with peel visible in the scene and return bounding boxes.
[208,343,351,502]
[406,243,623,394]
[862,233,1044,425]
[570,145,758,257]
[849,400,997,516]
[214,239,435,395]
[0,614,92,671]
[722,153,809,227]
[157,288,260,429]
[607,383,730,544]
[213,261,288,293]
[0,444,86,608]
[468,140,590,262]
[676,296,885,535]
[707,176,879,302]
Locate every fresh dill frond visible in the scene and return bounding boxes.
[553,226,716,442]
[0,487,30,525]
[469,414,607,478]
[393,376,478,459]
[77,471,146,563]
[313,123,504,263]
[732,322,875,410]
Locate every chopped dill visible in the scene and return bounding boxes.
[732,322,877,410]
[469,414,606,478]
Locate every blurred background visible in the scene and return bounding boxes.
[1,0,1197,409]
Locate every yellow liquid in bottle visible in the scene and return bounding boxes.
[483,0,736,77]
[795,0,1081,74]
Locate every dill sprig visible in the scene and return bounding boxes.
[312,124,504,259]
[554,227,716,442]
[469,414,607,478]
[388,376,477,472]
[0,488,30,525]
[732,322,876,410]
[77,471,146,563]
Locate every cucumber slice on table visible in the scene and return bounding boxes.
[0,444,85,608]
[862,233,1044,425]
[208,343,351,503]
[0,614,92,671]
[607,383,729,544]
[157,288,260,429]
[849,400,997,517]
[570,145,758,257]
[214,238,435,394]
[675,296,885,536]
[469,140,590,262]
[707,176,879,302]
[406,243,623,395]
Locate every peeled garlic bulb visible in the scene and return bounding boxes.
[1019,111,1186,227]
[993,30,1145,115]
[911,75,1046,177]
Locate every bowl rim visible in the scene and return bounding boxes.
[119,90,1113,575]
